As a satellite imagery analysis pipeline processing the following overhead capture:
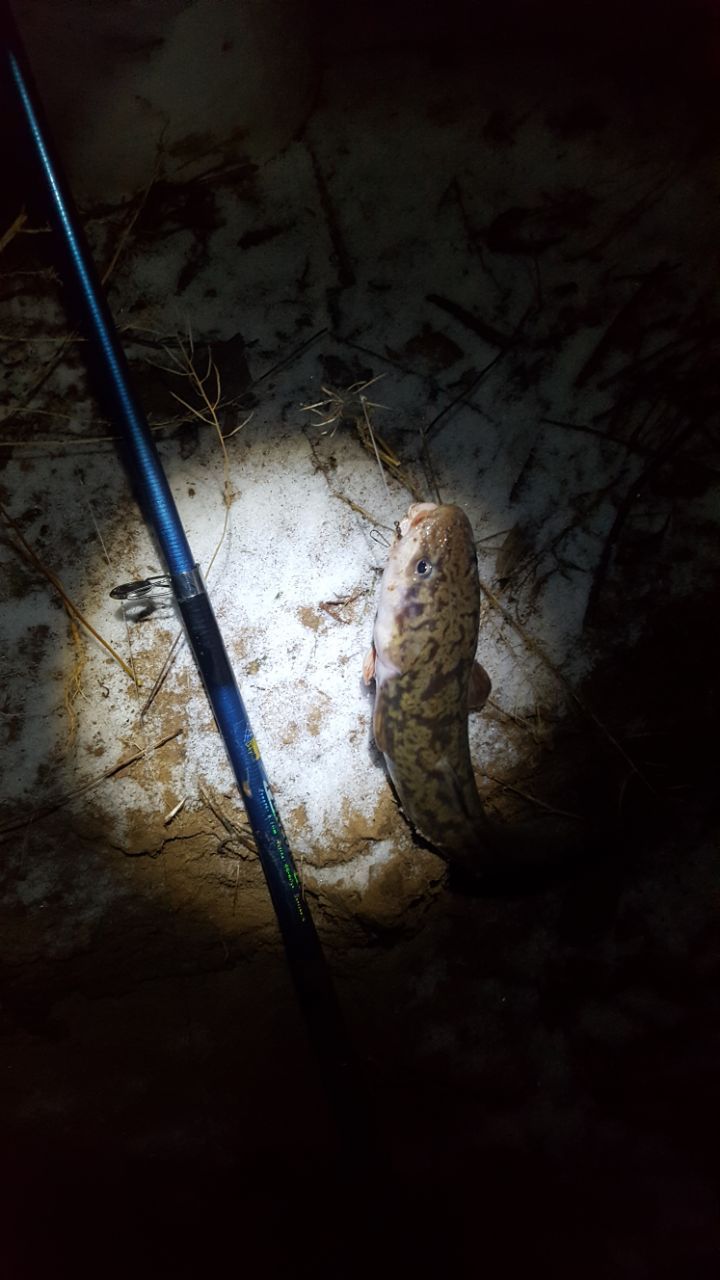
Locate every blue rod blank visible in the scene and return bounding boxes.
[0,1,354,1108]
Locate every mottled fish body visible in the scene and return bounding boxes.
[364,502,497,870]
[364,503,597,886]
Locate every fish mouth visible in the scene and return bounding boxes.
[398,502,438,537]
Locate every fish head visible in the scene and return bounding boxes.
[373,502,480,676]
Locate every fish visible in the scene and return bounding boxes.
[363,501,499,873]
[363,501,584,882]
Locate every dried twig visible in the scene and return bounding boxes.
[304,430,394,531]
[63,614,87,744]
[584,416,698,625]
[427,293,515,349]
[574,262,677,389]
[573,163,685,261]
[478,574,652,787]
[138,333,244,716]
[0,209,28,256]
[139,632,184,719]
[308,146,355,291]
[0,168,158,432]
[331,493,393,528]
[99,159,161,286]
[360,391,393,505]
[199,783,257,856]
[539,416,647,455]
[420,423,443,503]
[484,773,584,822]
[80,474,142,704]
[0,725,183,838]
[163,796,187,827]
[249,326,328,387]
[318,590,368,623]
[425,350,506,440]
[0,501,136,681]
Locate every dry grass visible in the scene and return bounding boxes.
[301,374,425,502]
[137,331,252,718]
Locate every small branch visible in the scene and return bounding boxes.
[478,574,653,788]
[484,773,584,822]
[0,501,136,681]
[199,783,257,856]
[584,416,698,625]
[0,725,183,838]
[427,292,515,349]
[0,208,28,256]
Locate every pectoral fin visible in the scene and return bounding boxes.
[468,661,492,712]
[362,645,376,685]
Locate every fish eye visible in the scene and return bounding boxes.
[416,558,432,577]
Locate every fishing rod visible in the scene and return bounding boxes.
[0,0,358,1133]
